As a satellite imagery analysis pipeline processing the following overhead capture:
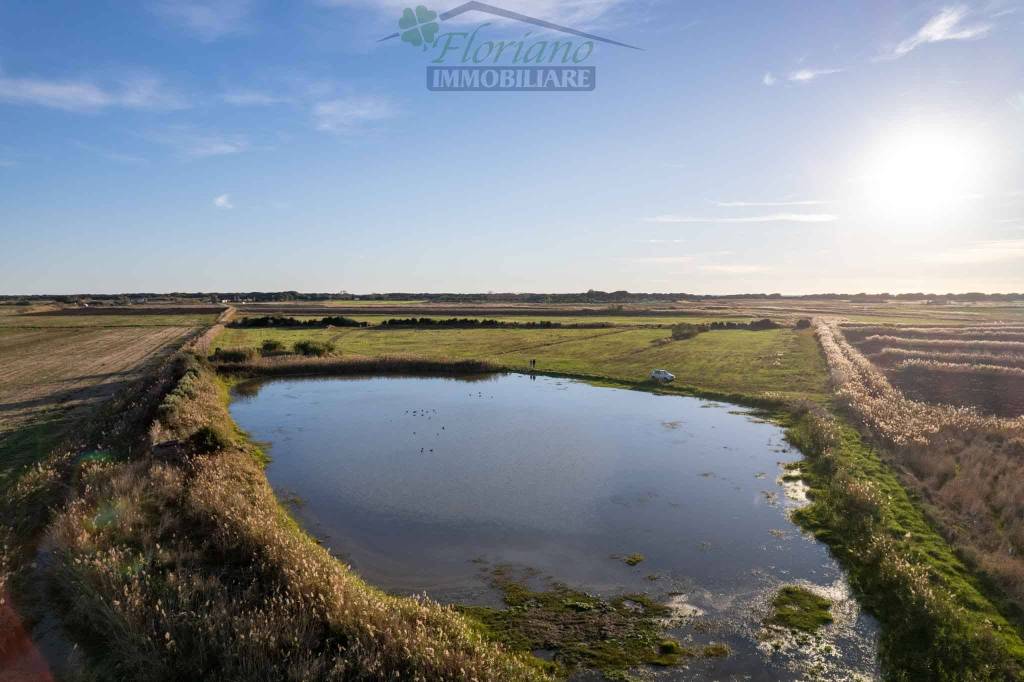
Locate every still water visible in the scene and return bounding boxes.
[230,373,879,680]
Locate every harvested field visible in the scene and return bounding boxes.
[893,360,1024,418]
[0,326,194,435]
[818,320,1024,622]
[0,313,219,328]
[238,299,1024,326]
[842,323,1024,417]
[856,334,1024,354]
[868,347,1024,370]
[20,306,222,316]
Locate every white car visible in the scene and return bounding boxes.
[649,369,675,383]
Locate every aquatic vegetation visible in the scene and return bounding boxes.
[787,394,1024,678]
[768,586,833,633]
[459,570,702,675]
[701,643,730,657]
[47,355,548,681]
[623,553,645,566]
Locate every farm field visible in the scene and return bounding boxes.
[817,320,1024,625]
[234,299,1024,326]
[3,300,1024,681]
[236,313,760,327]
[841,323,1024,417]
[215,325,831,401]
[0,313,220,328]
[0,307,220,329]
[209,308,1024,676]
[0,313,211,492]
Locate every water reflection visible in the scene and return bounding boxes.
[231,373,880,680]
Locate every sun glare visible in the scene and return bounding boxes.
[858,124,988,223]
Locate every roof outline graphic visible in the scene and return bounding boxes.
[379,1,642,50]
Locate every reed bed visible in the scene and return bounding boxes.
[47,353,544,681]
[843,325,1024,341]
[815,322,1023,446]
[214,354,498,378]
[815,319,1024,622]
[857,335,1024,355]
[896,359,1024,378]
[870,347,1024,370]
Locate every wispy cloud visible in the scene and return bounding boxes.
[881,6,992,60]
[150,0,254,41]
[916,239,1024,265]
[313,96,395,134]
[145,127,250,158]
[788,68,843,83]
[699,264,770,274]
[763,68,842,86]
[646,213,838,224]
[213,194,234,209]
[0,72,187,112]
[714,199,828,208]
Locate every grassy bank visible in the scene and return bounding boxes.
[16,318,1024,679]
[786,405,1024,680]
[47,354,548,681]
[213,325,830,402]
[208,326,1024,678]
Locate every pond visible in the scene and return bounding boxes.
[230,373,879,680]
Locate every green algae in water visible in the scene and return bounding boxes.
[769,586,834,633]
[459,570,700,676]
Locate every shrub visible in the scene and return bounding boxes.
[212,347,257,363]
[293,340,335,357]
[260,339,285,355]
[230,315,366,329]
[187,424,233,454]
[670,323,706,340]
[748,318,781,331]
[796,318,812,329]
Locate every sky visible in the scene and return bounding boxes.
[1,0,1023,295]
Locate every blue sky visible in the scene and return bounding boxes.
[1,0,1022,295]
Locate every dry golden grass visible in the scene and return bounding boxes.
[47,355,548,681]
[896,358,1024,378]
[869,347,1024,370]
[816,320,1024,613]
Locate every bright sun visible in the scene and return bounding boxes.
[859,124,987,223]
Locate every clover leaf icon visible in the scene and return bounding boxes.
[399,6,439,49]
